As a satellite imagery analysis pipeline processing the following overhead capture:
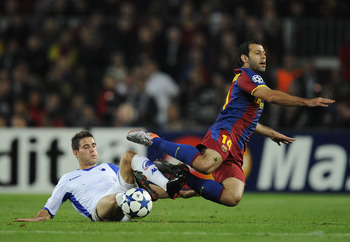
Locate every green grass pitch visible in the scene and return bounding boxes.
[1,193,349,241]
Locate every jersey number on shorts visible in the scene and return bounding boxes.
[222,135,232,150]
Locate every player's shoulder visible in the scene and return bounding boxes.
[99,162,120,174]
[240,68,264,84]
[240,67,259,77]
[61,169,82,180]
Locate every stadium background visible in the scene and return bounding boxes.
[0,0,349,194]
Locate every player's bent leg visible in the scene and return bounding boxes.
[119,150,137,184]
[219,177,245,207]
[191,148,223,174]
[96,194,125,222]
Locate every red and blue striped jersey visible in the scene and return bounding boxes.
[209,68,267,155]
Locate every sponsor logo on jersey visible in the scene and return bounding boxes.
[252,75,263,84]
[142,160,151,171]
[69,175,81,181]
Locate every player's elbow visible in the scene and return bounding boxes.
[263,93,278,104]
[257,89,280,104]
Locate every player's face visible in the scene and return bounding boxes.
[76,137,98,168]
[247,44,266,73]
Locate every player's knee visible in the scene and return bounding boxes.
[220,192,242,207]
[227,196,242,207]
[121,150,136,164]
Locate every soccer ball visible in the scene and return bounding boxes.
[121,188,153,218]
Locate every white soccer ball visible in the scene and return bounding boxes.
[121,187,153,218]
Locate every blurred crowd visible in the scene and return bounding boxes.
[0,0,349,131]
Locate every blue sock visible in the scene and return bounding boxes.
[187,173,223,204]
[152,138,200,166]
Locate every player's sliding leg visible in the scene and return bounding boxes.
[131,154,186,199]
[153,160,244,206]
[153,160,223,204]
[127,130,200,166]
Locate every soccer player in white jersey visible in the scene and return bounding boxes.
[13,130,187,222]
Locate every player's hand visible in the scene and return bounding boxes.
[179,190,198,198]
[308,97,335,107]
[13,218,39,222]
[14,209,51,222]
[14,216,51,222]
[270,133,295,146]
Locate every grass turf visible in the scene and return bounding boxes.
[1,193,349,241]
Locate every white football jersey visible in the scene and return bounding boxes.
[44,163,122,220]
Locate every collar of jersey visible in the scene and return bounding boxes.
[81,165,98,171]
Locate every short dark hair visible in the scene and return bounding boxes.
[71,130,94,151]
[237,40,262,67]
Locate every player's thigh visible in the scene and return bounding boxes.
[119,150,136,184]
[220,177,245,206]
[193,148,223,174]
[96,194,124,222]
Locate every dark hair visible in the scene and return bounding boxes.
[71,130,93,151]
[237,40,262,67]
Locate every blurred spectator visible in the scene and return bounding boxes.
[290,59,326,128]
[179,46,210,85]
[165,103,182,131]
[127,67,158,129]
[12,99,30,127]
[105,51,128,88]
[0,72,13,119]
[27,89,45,126]
[80,104,99,128]
[48,29,77,66]
[76,21,107,99]
[66,94,85,127]
[271,53,303,128]
[160,26,186,79]
[113,102,137,127]
[0,114,8,127]
[0,39,22,71]
[133,25,158,63]
[339,34,350,82]
[24,34,48,78]
[42,92,64,127]
[3,15,29,46]
[275,53,303,94]
[11,62,36,100]
[97,75,124,125]
[46,56,73,97]
[11,113,27,127]
[39,18,61,48]
[142,59,180,128]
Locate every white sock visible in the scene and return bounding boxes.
[131,154,168,191]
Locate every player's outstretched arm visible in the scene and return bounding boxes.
[14,209,51,222]
[254,123,295,146]
[253,86,335,107]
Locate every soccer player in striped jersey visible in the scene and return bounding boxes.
[127,40,335,206]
